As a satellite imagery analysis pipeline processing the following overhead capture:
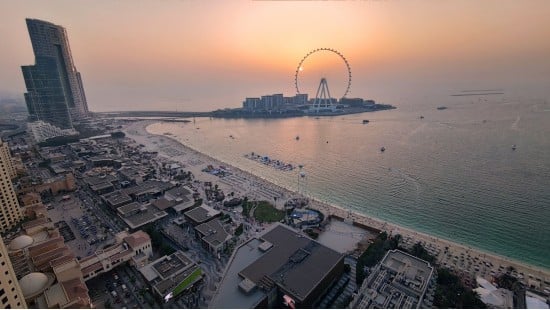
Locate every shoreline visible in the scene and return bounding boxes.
[124,120,550,286]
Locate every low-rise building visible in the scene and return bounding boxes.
[139,251,203,301]
[351,249,435,309]
[79,230,152,281]
[194,219,231,256]
[211,224,345,308]
[102,190,133,209]
[116,202,168,230]
[6,217,91,308]
[184,204,221,226]
[122,180,174,202]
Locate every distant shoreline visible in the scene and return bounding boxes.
[211,104,396,119]
[94,104,396,120]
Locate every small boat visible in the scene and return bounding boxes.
[512,144,517,150]
[295,136,300,140]
[420,115,424,119]
[229,135,234,139]
[362,120,370,124]
[437,106,448,110]
[380,146,386,152]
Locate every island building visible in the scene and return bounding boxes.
[210,223,345,308]
[0,236,27,309]
[243,94,308,111]
[0,140,23,233]
[351,249,436,309]
[21,18,89,135]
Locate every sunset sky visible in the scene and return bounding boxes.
[1,0,549,112]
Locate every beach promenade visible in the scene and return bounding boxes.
[124,120,550,291]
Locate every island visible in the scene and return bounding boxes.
[212,94,395,119]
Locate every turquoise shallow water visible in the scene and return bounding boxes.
[148,94,550,269]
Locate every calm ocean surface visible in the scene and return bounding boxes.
[147,93,550,269]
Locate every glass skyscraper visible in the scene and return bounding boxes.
[21,18,89,129]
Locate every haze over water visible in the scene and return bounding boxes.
[148,93,550,270]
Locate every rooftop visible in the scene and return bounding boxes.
[123,230,151,249]
[117,203,168,229]
[138,251,202,298]
[122,180,173,197]
[210,238,271,309]
[165,186,191,200]
[195,219,231,248]
[83,175,117,186]
[239,224,344,302]
[184,204,220,224]
[151,198,176,210]
[102,190,132,207]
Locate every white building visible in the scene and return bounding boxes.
[28,121,78,143]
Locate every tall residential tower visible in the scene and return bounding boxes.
[0,236,27,309]
[0,140,23,233]
[21,18,89,130]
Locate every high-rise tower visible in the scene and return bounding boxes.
[0,236,27,309]
[21,18,89,129]
[0,140,23,233]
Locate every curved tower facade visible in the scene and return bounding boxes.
[21,18,89,129]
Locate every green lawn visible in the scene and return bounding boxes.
[172,268,202,296]
[253,201,285,223]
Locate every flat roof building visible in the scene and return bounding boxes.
[211,224,345,308]
[102,190,132,209]
[139,251,203,301]
[195,219,231,256]
[351,249,435,309]
[116,202,168,230]
[79,230,152,281]
[184,204,221,226]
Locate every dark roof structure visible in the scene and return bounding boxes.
[239,224,344,303]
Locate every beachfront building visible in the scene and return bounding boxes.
[243,94,308,111]
[21,18,89,130]
[0,140,24,233]
[473,276,514,308]
[210,224,345,308]
[184,204,221,226]
[79,230,152,281]
[0,236,27,309]
[194,219,232,256]
[351,249,436,309]
[139,251,203,302]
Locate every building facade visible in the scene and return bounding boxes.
[0,237,27,309]
[0,140,23,233]
[21,18,89,130]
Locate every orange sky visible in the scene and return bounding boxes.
[1,0,549,111]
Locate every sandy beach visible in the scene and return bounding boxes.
[124,120,549,290]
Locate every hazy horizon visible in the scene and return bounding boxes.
[1,0,549,112]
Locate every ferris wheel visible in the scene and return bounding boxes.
[294,48,352,99]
